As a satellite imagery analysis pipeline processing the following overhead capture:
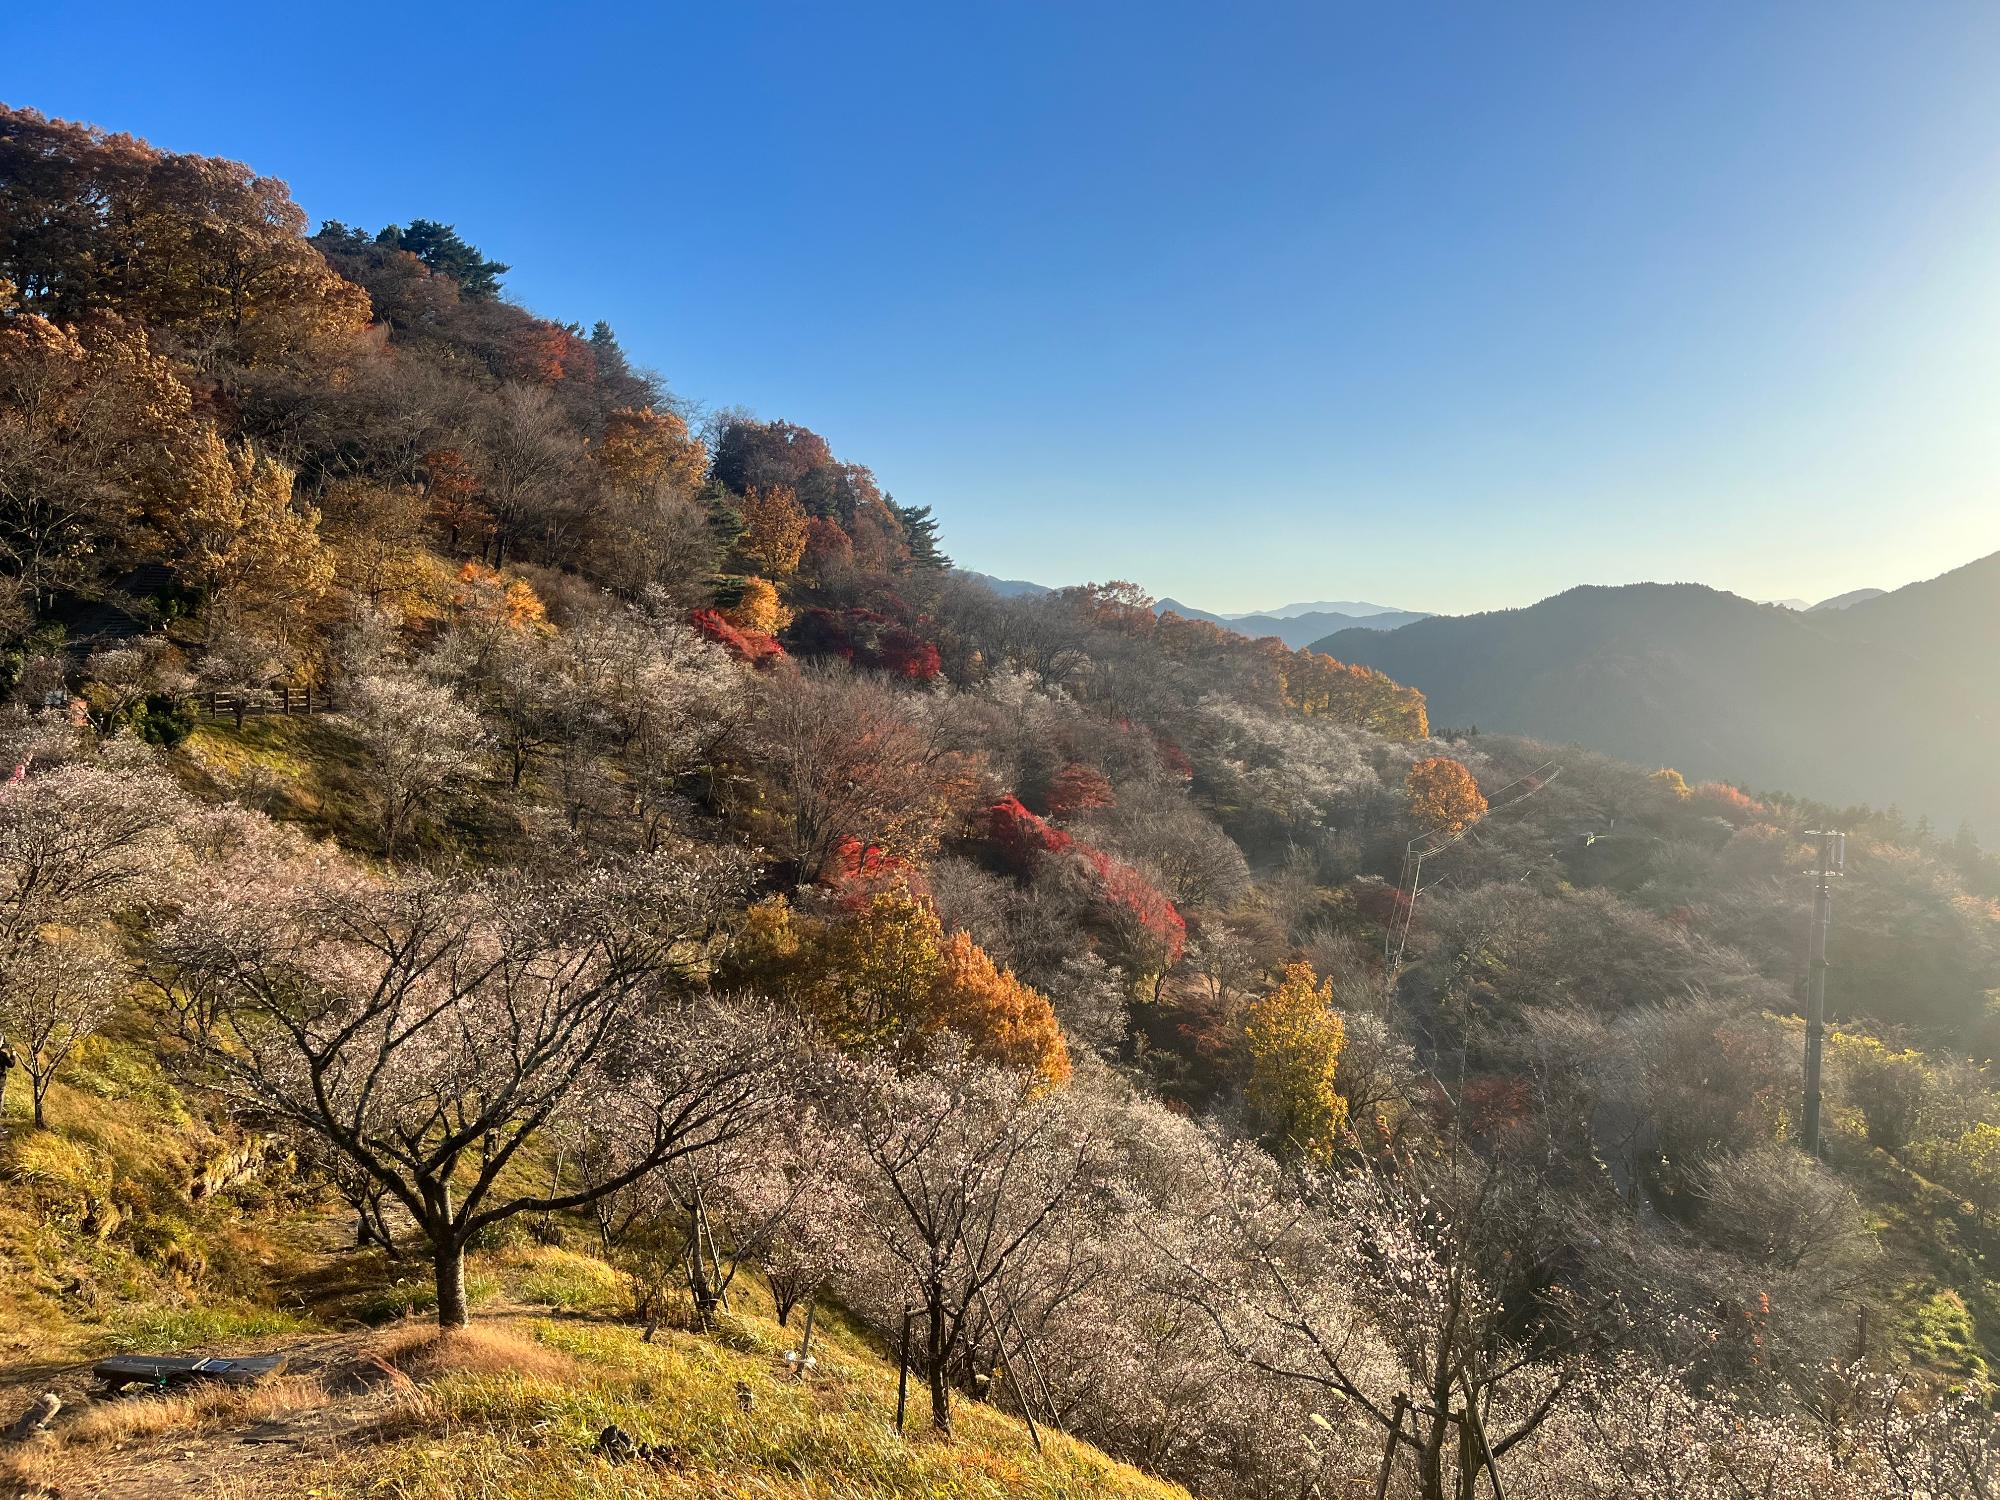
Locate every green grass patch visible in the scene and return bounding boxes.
[1910,1288,1990,1386]
[99,1302,312,1353]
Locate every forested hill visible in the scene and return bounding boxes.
[1318,560,2000,836]
[4,103,2000,1500]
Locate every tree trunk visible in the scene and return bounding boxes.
[1417,1407,1451,1500]
[434,1239,470,1329]
[31,1077,48,1130]
[926,1299,952,1437]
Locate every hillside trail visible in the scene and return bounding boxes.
[0,1322,408,1499]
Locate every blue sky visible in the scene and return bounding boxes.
[8,3,1999,614]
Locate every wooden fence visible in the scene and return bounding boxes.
[200,686,337,727]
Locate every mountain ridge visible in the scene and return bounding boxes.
[1315,556,2000,832]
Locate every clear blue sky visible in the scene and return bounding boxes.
[9,2,1999,614]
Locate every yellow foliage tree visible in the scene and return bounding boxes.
[725,576,791,636]
[735,486,809,579]
[1244,961,1348,1162]
[146,427,333,632]
[1651,767,1693,800]
[1405,756,1487,835]
[596,405,707,497]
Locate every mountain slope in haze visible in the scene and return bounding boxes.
[1156,598,1428,647]
[1826,557,2000,706]
[1316,560,2000,834]
[953,569,1052,598]
[1261,599,1407,619]
[1813,587,1886,611]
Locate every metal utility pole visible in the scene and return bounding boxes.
[1801,829,1845,1158]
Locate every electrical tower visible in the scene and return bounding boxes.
[1801,829,1845,1158]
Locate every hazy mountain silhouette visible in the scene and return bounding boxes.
[1316,554,2000,834]
[1811,587,1886,611]
[1156,598,1428,648]
[954,570,1052,598]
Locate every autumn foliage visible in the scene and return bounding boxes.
[983,796,1075,874]
[1405,756,1487,835]
[788,607,942,682]
[724,576,791,636]
[596,405,706,497]
[977,795,1186,973]
[1651,766,1694,801]
[1050,583,1429,739]
[452,561,548,634]
[690,607,786,667]
[1244,961,1349,1163]
[734,486,810,579]
[1044,762,1115,819]
[729,888,1068,1085]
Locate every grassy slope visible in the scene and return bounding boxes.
[0,911,1176,1498]
[1,1230,1185,1500]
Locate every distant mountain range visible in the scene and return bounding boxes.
[955,571,1053,599]
[1764,589,1887,611]
[1315,552,2000,835]
[952,572,1428,649]
[1153,597,1430,649]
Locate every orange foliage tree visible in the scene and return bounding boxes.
[421,448,490,552]
[1405,756,1487,835]
[728,889,1068,1086]
[0,106,372,366]
[1651,767,1693,800]
[452,561,549,635]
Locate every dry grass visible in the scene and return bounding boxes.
[59,1372,329,1446]
[376,1323,581,1385]
[0,1373,331,1495]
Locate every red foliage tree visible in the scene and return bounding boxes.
[1044,763,1115,820]
[823,836,925,907]
[789,607,942,683]
[982,796,1074,874]
[1081,846,1187,973]
[690,607,785,668]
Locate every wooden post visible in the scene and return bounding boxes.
[895,1306,911,1434]
[303,683,312,715]
[1375,1394,1409,1500]
[1463,1394,1507,1500]
[794,1295,817,1379]
[280,685,291,715]
[1001,1289,1065,1435]
[974,1285,1040,1452]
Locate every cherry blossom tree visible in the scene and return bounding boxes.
[340,670,487,858]
[151,833,784,1327]
[0,759,189,1126]
[833,1053,1105,1438]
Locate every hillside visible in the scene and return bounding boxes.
[1317,562,2000,835]
[0,1211,1181,1500]
[3,101,2000,1500]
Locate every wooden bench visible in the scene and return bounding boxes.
[92,1355,288,1392]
